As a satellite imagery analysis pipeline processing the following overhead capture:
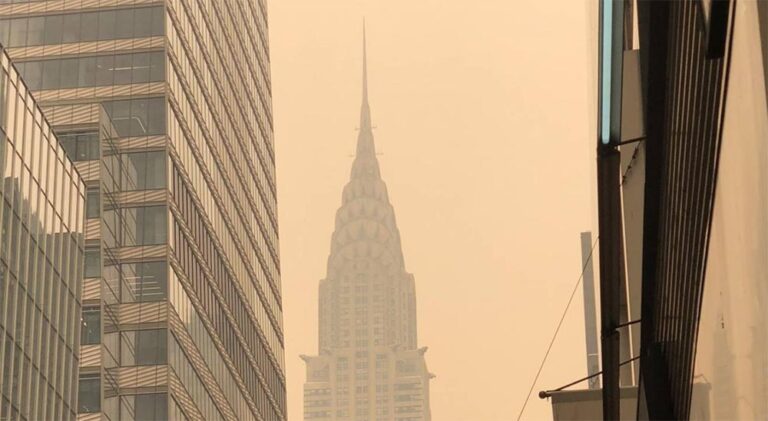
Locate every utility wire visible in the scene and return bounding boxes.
[515,236,600,421]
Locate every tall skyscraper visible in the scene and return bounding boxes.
[0,47,86,421]
[302,32,433,421]
[0,1,285,420]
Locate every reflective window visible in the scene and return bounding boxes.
[103,98,166,137]
[121,151,166,190]
[81,306,100,345]
[57,131,99,162]
[0,7,164,47]
[133,394,168,421]
[84,249,100,278]
[136,329,167,365]
[123,206,167,246]
[78,374,100,413]
[122,261,167,302]
[86,189,100,219]
[16,52,165,91]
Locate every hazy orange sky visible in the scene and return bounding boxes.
[269,1,597,419]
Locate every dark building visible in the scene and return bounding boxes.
[594,0,768,419]
[0,1,285,420]
[545,1,768,419]
[0,46,86,421]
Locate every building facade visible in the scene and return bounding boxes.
[0,46,86,421]
[0,0,285,420]
[302,36,433,421]
[555,0,768,419]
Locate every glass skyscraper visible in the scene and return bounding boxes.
[0,0,284,420]
[0,46,86,421]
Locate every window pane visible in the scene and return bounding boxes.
[42,59,60,90]
[84,249,100,278]
[78,56,96,87]
[151,7,164,37]
[86,190,99,219]
[81,307,100,345]
[19,61,42,91]
[138,206,166,245]
[84,132,99,160]
[130,98,148,137]
[135,394,168,421]
[135,329,166,365]
[60,58,79,89]
[123,261,167,302]
[96,55,114,87]
[133,8,152,38]
[9,18,26,47]
[132,53,150,84]
[97,10,115,41]
[26,17,44,46]
[43,15,63,45]
[114,8,134,39]
[113,54,132,85]
[78,375,100,413]
[149,52,165,82]
[62,13,81,43]
[146,98,165,135]
[122,151,166,190]
[80,11,99,42]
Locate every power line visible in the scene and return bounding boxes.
[515,236,600,421]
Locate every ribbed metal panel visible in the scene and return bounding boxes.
[639,0,732,418]
[110,302,167,326]
[107,189,167,208]
[73,161,101,183]
[108,244,166,261]
[80,345,102,368]
[85,219,101,240]
[42,103,102,126]
[168,370,205,421]
[75,413,102,421]
[82,278,101,301]
[108,135,167,152]
[34,82,166,103]
[107,365,168,389]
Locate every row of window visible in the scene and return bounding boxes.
[78,374,167,419]
[102,205,167,249]
[103,97,166,138]
[104,261,168,304]
[172,166,284,397]
[15,51,165,91]
[0,6,164,48]
[173,219,282,420]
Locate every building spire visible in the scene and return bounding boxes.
[355,20,376,166]
[362,19,368,105]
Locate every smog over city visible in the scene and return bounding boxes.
[0,0,763,420]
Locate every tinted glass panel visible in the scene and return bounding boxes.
[86,190,99,219]
[125,261,167,302]
[84,249,100,278]
[104,98,165,137]
[122,206,167,246]
[0,7,164,47]
[56,131,98,162]
[135,394,168,421]
[135,329,166,365]
[122,151,166,190]
[78,375,100,413]
[81,307,100,345]
[18,52,165,91]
